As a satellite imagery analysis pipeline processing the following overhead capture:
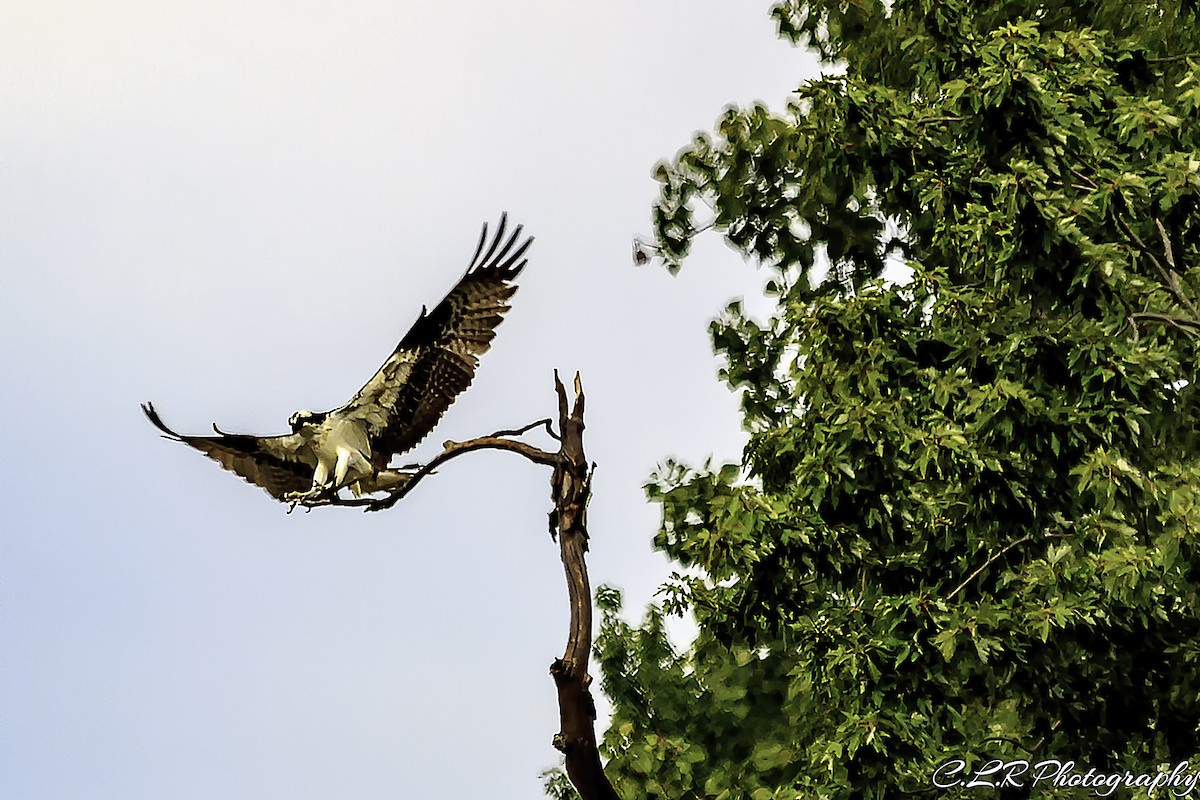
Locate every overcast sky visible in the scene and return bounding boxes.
[2,3,819,798]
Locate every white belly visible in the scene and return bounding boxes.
[311,418,374,491]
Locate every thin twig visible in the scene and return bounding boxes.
[492,417,559,441]
[1069,167,1098,191]
[1127,315,1141,342]
[1128,312,1200,338]
[1147,52,1200,63]
[1154,218,1176,269]
[914,115,967,125]
[947,531,1071,600]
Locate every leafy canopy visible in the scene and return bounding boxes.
[580,1,1200,798]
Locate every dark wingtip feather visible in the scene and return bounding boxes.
[396,214,533,349]
[468,214,533,280]
[468,213,509,274]
[465,219,490,274]
[492,234,533,279]
[142,402,184,441]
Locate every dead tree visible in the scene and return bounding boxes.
[328,371,620,800]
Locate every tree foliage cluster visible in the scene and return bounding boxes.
[571,1,1200,797]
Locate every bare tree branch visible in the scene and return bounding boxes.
[292,420,559,512]
[366,435,556,512]
[295,375,621,800]
[546,371,618,800]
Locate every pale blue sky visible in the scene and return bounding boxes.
[2,3,818,797]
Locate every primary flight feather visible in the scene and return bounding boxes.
[143,214,533,506]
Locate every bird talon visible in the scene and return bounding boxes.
[283,488,330,510]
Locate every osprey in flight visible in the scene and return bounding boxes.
[143,214,533,507]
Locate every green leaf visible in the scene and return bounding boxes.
[607,6,1200,800]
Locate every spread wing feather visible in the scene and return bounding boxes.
[141,402,314,500]
[336,213,533,462]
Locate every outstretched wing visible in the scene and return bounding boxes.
[142,402,314,501]
[336,213,533,461]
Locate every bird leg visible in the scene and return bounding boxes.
[282,459,341,506]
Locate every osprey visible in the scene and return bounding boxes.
[143,214,533,506]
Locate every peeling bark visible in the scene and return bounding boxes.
[547,372,619,800]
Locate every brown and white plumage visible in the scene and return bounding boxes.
[143,214,533,505]
[141,404,315,500]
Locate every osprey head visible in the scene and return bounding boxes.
[289,410,325,432]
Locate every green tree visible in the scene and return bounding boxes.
[585,1,1200,797]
